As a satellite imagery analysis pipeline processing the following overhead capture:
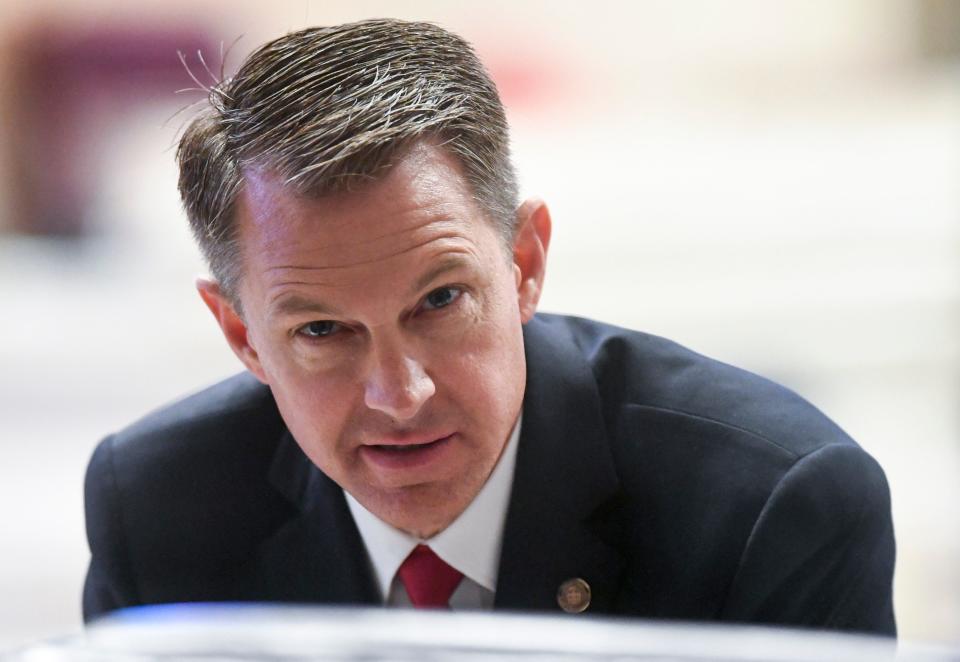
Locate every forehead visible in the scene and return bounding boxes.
[242,144,481,248]
[233,143,504,302]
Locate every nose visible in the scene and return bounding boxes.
[363,340,436,421]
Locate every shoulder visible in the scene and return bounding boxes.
[526,315,895,627]
[90,372,283,478]
[84,372,290,571]
[527,314,893,546]
[527,313,856,462]
[110,371,279,444]
[523,313,893,531]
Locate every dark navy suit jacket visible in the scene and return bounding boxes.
[83,314,896,635]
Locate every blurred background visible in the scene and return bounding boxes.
[0,0,957,650]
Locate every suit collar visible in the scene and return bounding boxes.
[258,430,379,605]
[495,315,626,613]
[267,429,328,512]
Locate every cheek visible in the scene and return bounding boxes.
[443,307,525,405]
[269,372,365,483]
[253,326,353,391]
[273,375,335,432]
[261,350,360,451]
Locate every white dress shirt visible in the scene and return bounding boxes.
[345,416,521,609]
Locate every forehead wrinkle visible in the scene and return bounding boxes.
[261,230,472,273]
[267,291,342,319]
[265,278,340,309]
[316,211,463,253]
[409,253,475,295]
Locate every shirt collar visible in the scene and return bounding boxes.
[345,415,522,600]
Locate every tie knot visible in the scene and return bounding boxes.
[397,544,463,608]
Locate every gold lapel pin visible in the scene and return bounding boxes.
[557,577,591,613]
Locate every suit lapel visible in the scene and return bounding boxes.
[495,316,626,614]
[254,430,379,605]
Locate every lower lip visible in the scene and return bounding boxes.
[359,434,455,472]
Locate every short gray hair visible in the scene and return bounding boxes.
[177,19,519,303]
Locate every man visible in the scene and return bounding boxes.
[83,19,896,634]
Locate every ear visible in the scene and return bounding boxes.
[512,198,552,323]
[196,278,268,384]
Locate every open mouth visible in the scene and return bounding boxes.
[360,434,454,470]
[370,437,448,452]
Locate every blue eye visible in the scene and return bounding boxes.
[298,321,339,338]
[423,286,461,310]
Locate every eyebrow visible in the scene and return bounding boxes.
[410,255,472,295]
[269,294,340,319]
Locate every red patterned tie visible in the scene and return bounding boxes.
[397,544,464,608]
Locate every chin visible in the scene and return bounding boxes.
[373,481,470,537]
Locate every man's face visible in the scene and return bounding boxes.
[210,143,550,538]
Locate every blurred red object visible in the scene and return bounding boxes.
[5,22,215,236]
